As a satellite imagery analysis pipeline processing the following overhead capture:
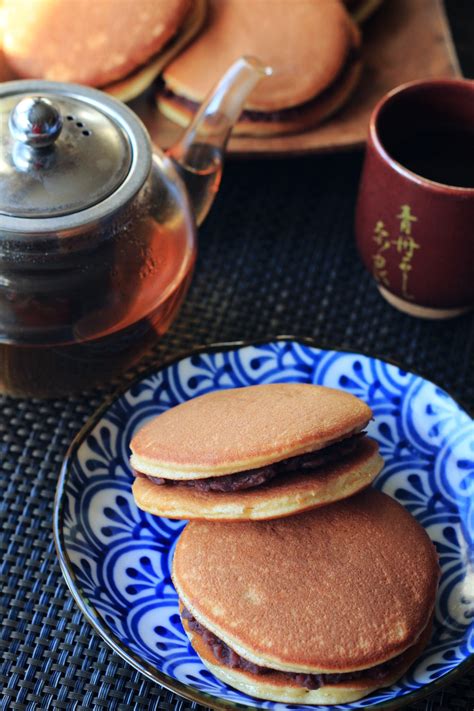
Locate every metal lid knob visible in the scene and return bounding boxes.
[0,80,151,226]
[9,96,63,148]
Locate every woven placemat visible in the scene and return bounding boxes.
[1,153,473,711]
[1,3,473,710]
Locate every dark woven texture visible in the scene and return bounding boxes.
[1,3,474,710]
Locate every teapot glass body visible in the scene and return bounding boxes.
[0,58,270,396]
[0,153,195,397]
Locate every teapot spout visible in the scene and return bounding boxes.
[167,56,271,226]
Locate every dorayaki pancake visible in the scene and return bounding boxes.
[161,0,358,111]
[130,383,372,478]
[157,0,361,135]
[172,489,440,703]
[104,0,207,103]
[132,435,382,520]
[173,489,439,673]
[181,609,434,704]
[0,5,10,84]
[158,50,362,137]
[131,383,378,520]
[2,0,193,87]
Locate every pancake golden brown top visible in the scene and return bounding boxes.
[3,0,192,86]
[172,488,439,673]
[163,0,360,111]
[130,383,372,477]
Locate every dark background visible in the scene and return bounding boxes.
[0,2,473,711]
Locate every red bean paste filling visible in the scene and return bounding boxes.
[134,432,366,493]
[182,608,411,690]
[160,50,358,124]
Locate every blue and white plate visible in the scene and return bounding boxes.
[54,338,474,711]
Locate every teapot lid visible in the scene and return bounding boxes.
[0,81,151,232]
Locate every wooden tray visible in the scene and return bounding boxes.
[0,0,461,157]
[133,0,462,156]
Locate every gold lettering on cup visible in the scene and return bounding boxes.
[392,205,420,300]
[371,205,421,299]
[371,220,391,287]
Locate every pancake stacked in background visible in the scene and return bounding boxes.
[130,383,440,705]
[158,0,363,136]
[0,0,384,136]
[1,0,206,102]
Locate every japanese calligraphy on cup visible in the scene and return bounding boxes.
[355,79,474,319]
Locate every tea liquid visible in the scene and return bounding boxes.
[386,129,474,188]
[172,144,222,226]
[0,217,194,397]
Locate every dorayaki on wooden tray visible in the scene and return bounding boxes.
[157,0,363,136]
[1,0,206,102]
[0,0,388,137]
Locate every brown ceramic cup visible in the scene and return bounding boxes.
[355,79,474,318]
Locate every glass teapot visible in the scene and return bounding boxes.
[0,57,270,397]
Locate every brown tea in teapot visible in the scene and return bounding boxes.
[0,215,194,398]
[0,58,270,395]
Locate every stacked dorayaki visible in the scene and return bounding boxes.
[2,0,382,135]
[1,0,207,102]
[130,383,440,705]
[157,0,384,136]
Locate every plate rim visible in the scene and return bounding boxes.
[53,336,474,711]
